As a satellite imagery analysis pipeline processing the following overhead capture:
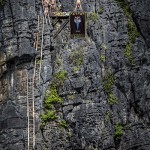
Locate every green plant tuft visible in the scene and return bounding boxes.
[56,57,61,66]
[88,12,99,22]
[127,20,140,43]
[108,93,118,105]
[101,43,107,51]
[68,131,72,137]
[59,120,67,128]
[53,70,67,87]
[115,0,131,18]
[115,0,140,64]
[69,51,84,66]
[73,66,80,72]
[100,55,106,62]
[102,71,118,105]
[45,86,63,109]
[124,42,134,64]
[41,70,67,128]
[114,124,124,140]
[105,111,110,123]
[102,71,115,93]
[41,110,58,128]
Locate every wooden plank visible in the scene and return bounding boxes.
[50,12,70,18]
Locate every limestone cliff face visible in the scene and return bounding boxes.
[0,0,150,150]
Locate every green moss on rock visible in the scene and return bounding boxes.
[115,0,140,64]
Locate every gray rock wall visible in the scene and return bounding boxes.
[0,0,150,149]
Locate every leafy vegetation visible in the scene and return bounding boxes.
[68,131,72,137]
[100,55,106,62]
[102,71,118,105]
[127,20,140,43]
[102,71,115,93]
[41,110,58,127]
[59,120,67,128]
[115,0,139,64]
[101,43,107,51]
[108,93,118,105]
[115,0,131,18]
[41,71,67,128]
[124,42,134,64]
[88,12,99,22]
[100,43,107,63]
[114,124,124,140]
[105,111,110,123]
[73,66,80,72]
[56,57,61,66]
[36,59,41,65]
[69,51,84,66]
[45,86,63,109]
[53,71,67,87]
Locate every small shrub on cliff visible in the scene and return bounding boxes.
[105,111,110,123]
[69,51,84,66]
[124,42,134,64]
[115,0,140,64]
[102,71,115,93]
[45,86,63,109]
[41,71,67,128]
[41,110,58,127]
[53,70,67,87]
[88,12,99,22]
[115,0,131,18]
[108,93,118,105]
[102,71,119,105]
[114,124,124,140]
[127,20,140,43]
[101,43,107,51]
[59,120,67,128]
[100,55,106,62]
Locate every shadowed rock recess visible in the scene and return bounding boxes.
[0,0,150,149]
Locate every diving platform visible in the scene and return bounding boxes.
[50,12,70,19]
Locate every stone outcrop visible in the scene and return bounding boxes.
[0,0,150,149]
